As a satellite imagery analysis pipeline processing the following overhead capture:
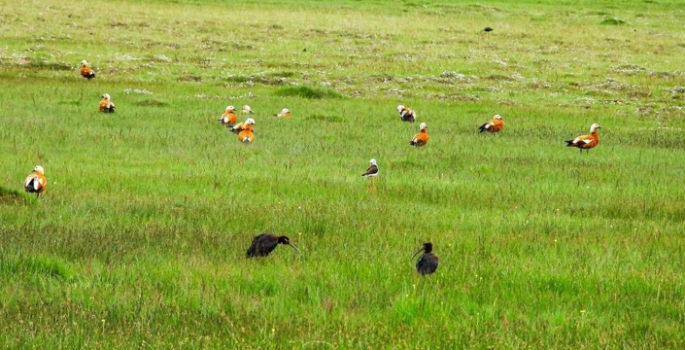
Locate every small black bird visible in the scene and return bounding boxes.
[411,242,438,275]
[246,233,301,258]
[484,27,493,32]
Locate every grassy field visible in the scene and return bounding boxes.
[1,0,685,348]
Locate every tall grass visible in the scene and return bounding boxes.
[1,0,685,348]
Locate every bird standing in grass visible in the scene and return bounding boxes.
[219,105,238,126]
[238,118,255,144]
[241,105,254,115]
[24,165,47,198]
[411,242,438,276]
[247,233,301,258]
[80,60,95,80]
[397,105,416,123]
[566,123,601,153]
[361,158,379,194]
[479,114,505,133]
[99,94,116,113]
[409,122,429,147]
[275,108,291,118]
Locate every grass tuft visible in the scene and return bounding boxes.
[274,86,343,99]
[1,254,75,282]
[135,99,169,107]
[601,17,627,25]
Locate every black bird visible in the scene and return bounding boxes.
[246,233,301,258]
[484,27,493,32]
[411,242,438,275]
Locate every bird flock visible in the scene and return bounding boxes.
[22,60,604,277]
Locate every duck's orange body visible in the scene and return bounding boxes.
[479,115,504,133]
[566,123,601,152]
[410,123,429,147]
[238,125,255,143]
[221,111,238,126]
[99,94,115,113]
[80,61,95,80]
[398,105,416,123]
[24,166,47,198]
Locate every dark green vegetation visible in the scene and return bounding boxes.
[1,0,685,348]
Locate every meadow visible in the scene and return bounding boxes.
[1,0,685,348]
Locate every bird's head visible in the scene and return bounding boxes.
[226,105,236,112]
[33,165,45,175]
[278,236,301,254]
[590,123,601,132]
[245,118,255,125]
[370,158,377,166]
[410,242,433,260]
[101,93,111,100]
[494,114,503,120]
[397,105,405,113]
[242,105,253,114]
[81,60,88,66]
[419,122,427,131]
[281,108,290,114]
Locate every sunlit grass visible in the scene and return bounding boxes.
[1,0,685,348]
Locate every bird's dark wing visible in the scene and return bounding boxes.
[416,253,439,275]
[361,164,378,177]
[246,234,278,258]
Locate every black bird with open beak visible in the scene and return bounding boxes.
[246,233,301,258]
[411,242,438,275]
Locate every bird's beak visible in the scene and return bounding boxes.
[288,243,302,255]
[410,247,424,262]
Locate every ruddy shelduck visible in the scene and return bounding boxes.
[397,105,416,123]
[361,158,379,194]
[409,122,429,147]
[230,116,255,134]
[275,108,291,118]
[566,123,601,153]
[241,105,254,115]
[80,60,95,80]
[479,114,504,133]
[99,93,116,113]
[24,165,47,198]
[238,118,255,143]
[219,105,238,126]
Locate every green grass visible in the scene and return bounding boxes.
[1,0,685,348]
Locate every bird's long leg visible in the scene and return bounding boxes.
[372,177,376,194]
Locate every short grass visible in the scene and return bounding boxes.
[1,0,685,348]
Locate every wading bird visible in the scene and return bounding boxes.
[409,122,429,147]
[411,242,438,276]
[478,114,504,133]
[566,123,601,153]
[238,118,255,143]
[361,158,379,194]
[219,105,238,126]
[397,105,416,123]
[241,105,254,115]
[80,60,95,80]
[99,93,116,113]
[24,165,47,198]
[246,233,301,258]
[275,108,291,118]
